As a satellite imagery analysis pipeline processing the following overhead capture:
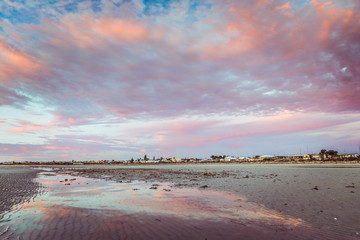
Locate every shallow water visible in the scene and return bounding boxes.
[0,169,358,239]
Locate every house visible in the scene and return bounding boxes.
[311,154,322,160]
[260,155,275,160]
[341,154,359,159]
[224,156,236,162]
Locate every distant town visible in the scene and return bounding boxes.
[1,149,359,165]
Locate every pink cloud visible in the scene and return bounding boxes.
[8,120,55,134]
[129,112,356,151]
[1,1,359,119]
[0,1,359,160]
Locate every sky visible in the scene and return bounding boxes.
[0,0,359,162]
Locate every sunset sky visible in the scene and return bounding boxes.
[0,0,359,161]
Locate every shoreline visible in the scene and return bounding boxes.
[2,160,360,166]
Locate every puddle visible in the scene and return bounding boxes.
[0,171,354,239]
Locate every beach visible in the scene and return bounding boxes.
[1,164,359,239]
[0,166,42,215]
[52,164,360,238]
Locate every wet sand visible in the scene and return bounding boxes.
[0,166,42,215]
[2,170,356,240]
[1,164,359,239]
[0,205,340,240]
[52,164,360,238]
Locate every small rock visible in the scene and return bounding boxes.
[199,185,208,189]
[149,186,157,190]
[201,172,216,176]
[163,189,171,192]
[312,186,319,190]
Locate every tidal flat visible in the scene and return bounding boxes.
[0,164,359,239]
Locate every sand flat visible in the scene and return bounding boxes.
[1,164,359,239]
[52,164,360,238]
[0,166,42,215]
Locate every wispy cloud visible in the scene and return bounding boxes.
[0,0,359,161]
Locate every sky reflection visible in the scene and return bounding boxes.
[0,171,343,240]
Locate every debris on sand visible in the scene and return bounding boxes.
[312,186,319,190]
[200,172,216,176]
[199,185,208,189]
[149,186,158,190]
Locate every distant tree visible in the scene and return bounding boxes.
[326,150,338,156]
[320,149,327,155]
[130,158,134,163]
[153,156,155,160]
[144,154,147,161]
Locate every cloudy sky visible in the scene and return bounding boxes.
[0,0,359,161]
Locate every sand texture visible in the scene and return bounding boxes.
[0,166,42,215]
[1,164,359,239]
[52,164,360,238]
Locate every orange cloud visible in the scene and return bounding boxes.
[46,16,150,49]
[92,18,147,42]
[311,0,332,12]
[0,41,45,82]
[276,2,291,11]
